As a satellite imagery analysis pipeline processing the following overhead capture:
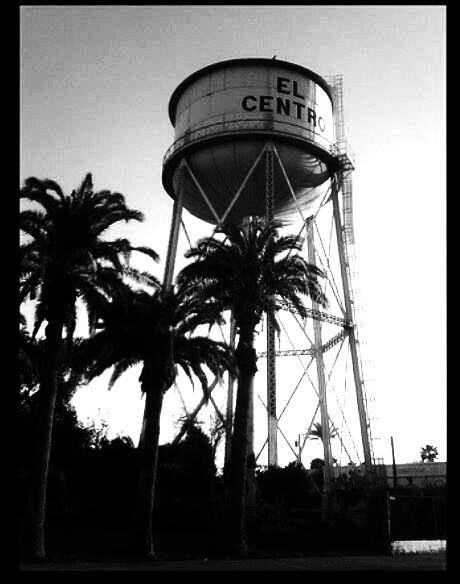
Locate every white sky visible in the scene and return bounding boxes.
[20,5,446,466]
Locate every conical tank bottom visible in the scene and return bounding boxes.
[171,138,331,225]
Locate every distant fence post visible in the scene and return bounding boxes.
[386,490,394,555]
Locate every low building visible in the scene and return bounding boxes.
[383,461,446,488]
[333,461,446,488]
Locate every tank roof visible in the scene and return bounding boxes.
[168,57,333,126]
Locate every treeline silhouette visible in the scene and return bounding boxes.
[18,394,383,559]
[19,375,444,560]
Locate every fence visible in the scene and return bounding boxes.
[388,493,446,541]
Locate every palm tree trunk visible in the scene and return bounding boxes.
[30,319,63,561]
[228,326,257,556]
[135,381,164,558]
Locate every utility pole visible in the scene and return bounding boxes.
[391,436,397,488]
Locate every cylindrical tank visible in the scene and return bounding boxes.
[162,58,338,225]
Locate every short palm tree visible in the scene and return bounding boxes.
[19,173,155,560]
[420,444,439,463]
[310,421,339,442]
[72,277,236,558]
[178,217,328,555]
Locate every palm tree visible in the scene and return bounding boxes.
[178,217,328,555]
[71,278,235,558]
[19,173,155,560]
[420,444,439,463]
[309,421,339,443]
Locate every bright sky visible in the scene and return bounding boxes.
[20,5,446,467]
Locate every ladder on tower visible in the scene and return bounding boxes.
[325,73,382,466]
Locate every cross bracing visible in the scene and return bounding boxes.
[253,326,362,469]
[278,299,352,328]
[257,329,349,358]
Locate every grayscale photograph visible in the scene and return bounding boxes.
[19,5,446,572]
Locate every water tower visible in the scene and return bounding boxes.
[161,58,377,487]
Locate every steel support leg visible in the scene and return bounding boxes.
[331,177,373,473]
[266,147,278,467]
[307,218,334,501]
[163,164,184,289]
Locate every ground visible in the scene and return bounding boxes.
[20,552,446,572]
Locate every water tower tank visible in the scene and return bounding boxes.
[162,58,338,225]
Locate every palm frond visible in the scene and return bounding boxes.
[91,209,145,237]
[122,266,161,289]
[20,177,63,218]
[109,357,140,390]
[131,246,160,263]
[76,173,93,198]
[40,178,66,202]
[19,210,51,244]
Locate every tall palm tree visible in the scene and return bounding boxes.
[71,278,235,558]
[178,217,328,555]
[19,173,155,560]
